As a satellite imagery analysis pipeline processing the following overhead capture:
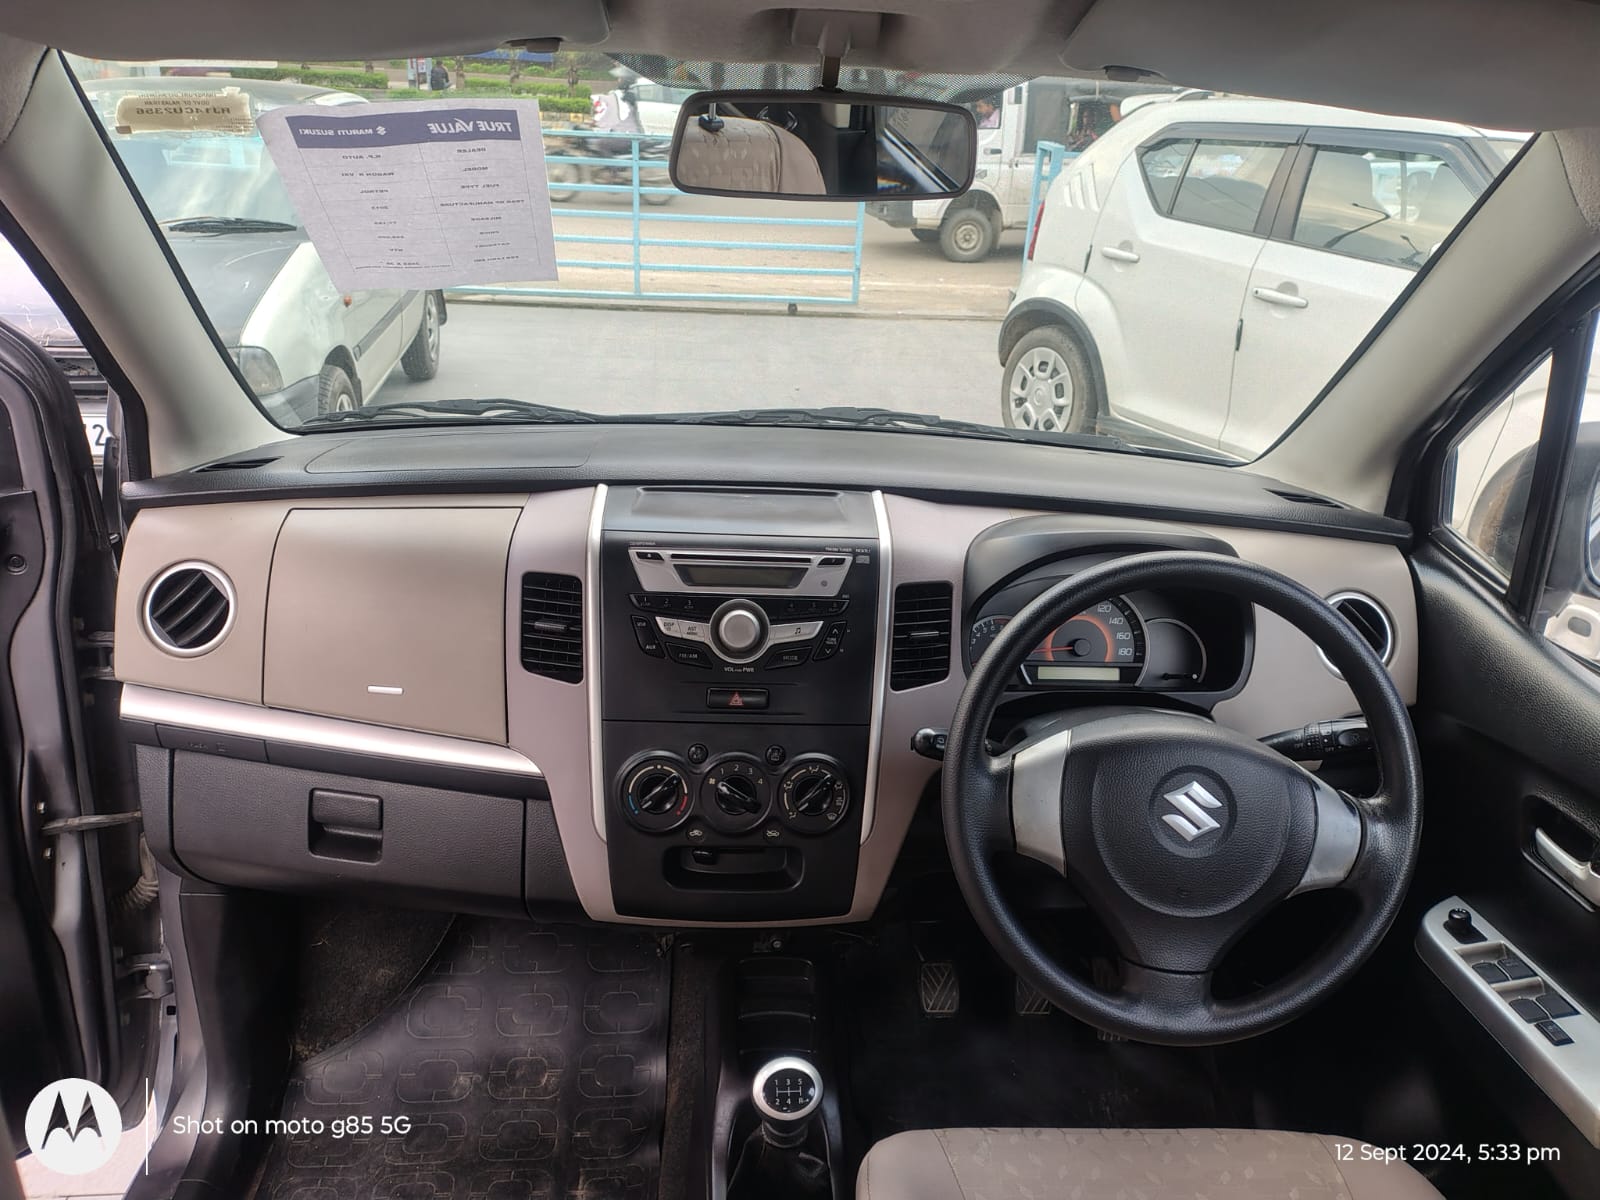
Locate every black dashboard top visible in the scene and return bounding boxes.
[125,423,1412,546]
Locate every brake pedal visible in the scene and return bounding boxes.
[1014,976,1052,1016]
[918,961,960,1017]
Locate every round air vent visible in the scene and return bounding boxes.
[142,562,235,656]
[1319,591,1395,678]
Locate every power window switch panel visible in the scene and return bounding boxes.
[1417,899,1600,1147]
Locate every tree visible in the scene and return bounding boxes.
[454,56,467,90]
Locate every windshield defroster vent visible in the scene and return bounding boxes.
[890,581,953,691]
[521,572,583,683]
[143,563,235,655]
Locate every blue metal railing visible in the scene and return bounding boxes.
[1021,140,1075,279]
[450,129,866,307]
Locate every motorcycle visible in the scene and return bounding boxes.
[546,87,675,205]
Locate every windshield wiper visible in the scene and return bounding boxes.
[301,397,603,427]
[656,406,1135,450]
[162,216,299,234]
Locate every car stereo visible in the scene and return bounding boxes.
[597,488,884,921]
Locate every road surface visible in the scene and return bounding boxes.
[382,302,1005,426]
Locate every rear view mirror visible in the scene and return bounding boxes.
[669,90,976,201]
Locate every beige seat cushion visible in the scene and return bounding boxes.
[856,1128,1445,1200]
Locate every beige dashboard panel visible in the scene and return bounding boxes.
[114,502,288,703]
[263,506,520,742]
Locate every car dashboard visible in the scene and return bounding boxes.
[112,424,1417,927]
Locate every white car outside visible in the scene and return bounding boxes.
[999,96,1526,458]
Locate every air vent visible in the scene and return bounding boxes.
[193,456,280,472]
[890,581,953,691]
[521,572,583,683]
[1320,591,1395,678]
[1266,487,1343,508]
[143,563,234,656]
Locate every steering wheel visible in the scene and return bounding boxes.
[944,551,1422,1045]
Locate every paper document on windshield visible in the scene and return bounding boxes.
[257,99,557,290]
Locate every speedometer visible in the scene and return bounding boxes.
[1027,596,1145,685]
[967,596,1147,687]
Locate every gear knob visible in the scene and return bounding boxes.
[752,1056,822,1144]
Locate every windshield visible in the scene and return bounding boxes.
[57,52,1526,461]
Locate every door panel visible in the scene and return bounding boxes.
[1409,315,1600,1195]
[1413,547,1600,1195]
[0,320,151,1144]
[1082,151,1269,446]
[1225,241,1408,456]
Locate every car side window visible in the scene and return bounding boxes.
[1169,140,1288,234]
[1445,354,1552,578]
[1139,139,1193,213]
[1443,317,1600,670]
[1293,145,1476,269]
[1536,330,1600,665]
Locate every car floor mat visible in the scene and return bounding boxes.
[255,918,670,1200]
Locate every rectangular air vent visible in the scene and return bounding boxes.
[193,456,280,472]
[1266,487,1344,508]
[890,581,953,691]
[520,572,583,683]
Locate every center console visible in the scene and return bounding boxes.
[598,487,885,920]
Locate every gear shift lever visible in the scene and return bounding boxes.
[751,1056,824,1146]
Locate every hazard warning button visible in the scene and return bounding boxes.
[706,687,770,711]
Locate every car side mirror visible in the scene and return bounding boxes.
[669,89,976,201]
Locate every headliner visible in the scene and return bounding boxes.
[2,0,1597,133]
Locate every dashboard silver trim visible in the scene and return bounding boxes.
[119,684,543,777]
[587,483,610,840]
[862,490,892,843]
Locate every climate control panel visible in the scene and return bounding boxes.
[603,720,867,921]
[619,750,850,837]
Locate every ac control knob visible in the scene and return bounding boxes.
[699,754,771,834]
[618,755,692,833]
[777,756,850,834]
[709,600,769,662]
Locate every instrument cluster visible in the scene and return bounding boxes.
[965,558,1250,696]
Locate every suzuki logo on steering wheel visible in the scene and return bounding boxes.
[1161,780,1224,841]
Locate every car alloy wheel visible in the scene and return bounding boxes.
[1008,346,1074,431]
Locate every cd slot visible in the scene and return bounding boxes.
[630,546,857,597]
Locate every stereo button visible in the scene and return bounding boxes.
[813,621,847,661]
[667,643,713,669]
[764,647,811,670]
[631,615,664,657]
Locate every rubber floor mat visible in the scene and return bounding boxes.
[256,919,670,1200]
